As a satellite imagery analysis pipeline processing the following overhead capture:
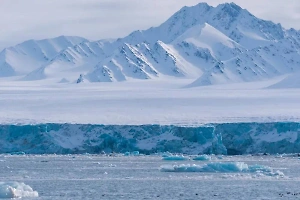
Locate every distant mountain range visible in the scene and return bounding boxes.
[1,2,300,87]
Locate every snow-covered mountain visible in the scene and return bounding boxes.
[1,2,300,86]
[22,39,113,82]
[0,36,88,77]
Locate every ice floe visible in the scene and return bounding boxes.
[0,182,38,198]
[193,155,211,161]
[162,155,188,161]
[124,151,140,156]
[160,162,284,177]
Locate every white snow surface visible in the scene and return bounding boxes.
[1,77,300,125]
[268,73,300,89]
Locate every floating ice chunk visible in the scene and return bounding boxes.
[217,155,223,159]
[247,165,284,177]
[160,164,202,172]
[10,152,25,155]
[247,164,272,173]
[161,152,173,158]
[271,170,285,177]
[201,162,249,172]
[193,155,211,161]
[123,151,140,156]
[0,182,38,198]
[162,155,188,161]
[160,162,284,177]
[124,152,130,156]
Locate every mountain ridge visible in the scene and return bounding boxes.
[1,2,300,87]
[0,36,88,77]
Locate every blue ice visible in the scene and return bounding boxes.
[162,155,188,161]
[160,162,284,177]
[193,155,211,161]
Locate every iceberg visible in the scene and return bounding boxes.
[201,162,250,172]
[132,151,140,156]
[160,164,202,172]
[10,152,25,155]
[123,151,140,156]
[162,155,188,161]
[160,162,284,177]
[161,152,173,157]
[193,155,211,161]
[124,152,131,156]
[0,182,38,198]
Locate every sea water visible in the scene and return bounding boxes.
[0,154,300,199]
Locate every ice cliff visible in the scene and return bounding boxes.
[1,122,300,155]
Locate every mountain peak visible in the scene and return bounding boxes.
[195,2,210,9]
[215,2,243,18]
[1,2,299,86]
[219,2,243,10]
[182,2,242,15]
[176,2,212,16]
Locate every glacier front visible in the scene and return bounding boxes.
[1,122,300,155]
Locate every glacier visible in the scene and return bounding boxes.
[1,122,300,155]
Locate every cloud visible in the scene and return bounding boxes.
[0,0,299,50]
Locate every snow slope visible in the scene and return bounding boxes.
[0,36,88,77]
[172,23,240,60]
[1,2,300,85]
[268,73,300,89]
[22,40,114,82]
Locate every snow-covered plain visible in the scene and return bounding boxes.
[0,76,300,125]
[1,154,300,199]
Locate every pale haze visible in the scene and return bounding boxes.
[0,0,299,50]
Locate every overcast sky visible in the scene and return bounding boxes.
[0,0,299,50]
